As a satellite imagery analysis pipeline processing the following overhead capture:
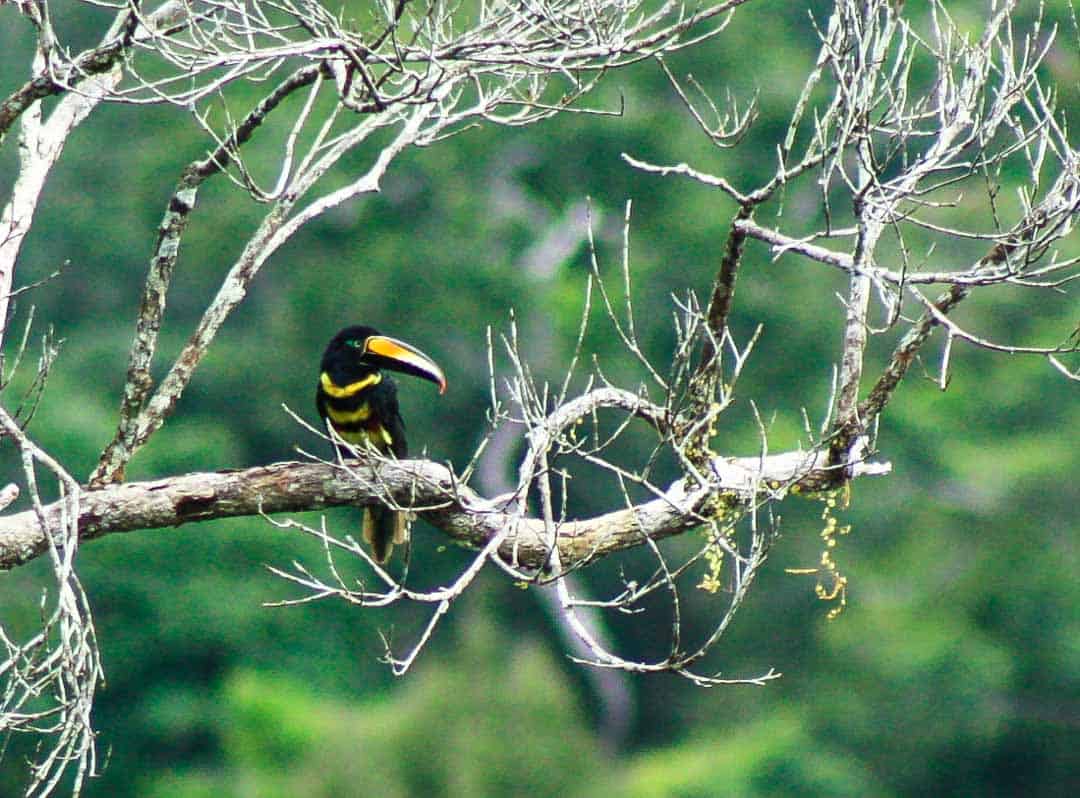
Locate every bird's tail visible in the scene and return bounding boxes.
[362,504,408,564]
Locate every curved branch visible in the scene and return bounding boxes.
[0,450,889,572]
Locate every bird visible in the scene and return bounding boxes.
[316,325,446,564]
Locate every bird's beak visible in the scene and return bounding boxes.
[364,335,447,394]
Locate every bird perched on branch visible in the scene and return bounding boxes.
[316,325,446,563]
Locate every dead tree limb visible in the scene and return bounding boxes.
[0,449,890,573]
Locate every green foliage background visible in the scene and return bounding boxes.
[1,2,1078,796]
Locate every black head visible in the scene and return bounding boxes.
[321,325,446,393]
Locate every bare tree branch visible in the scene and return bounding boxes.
[0,446,890,574]
[91,63,328,486]
[0,408,101,797]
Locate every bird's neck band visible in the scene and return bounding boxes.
[320,371,381,398]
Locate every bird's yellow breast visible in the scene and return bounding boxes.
[326,403,372,425]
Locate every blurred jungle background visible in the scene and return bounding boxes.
[1,1,1077,796]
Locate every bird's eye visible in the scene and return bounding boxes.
[347,339,364,349]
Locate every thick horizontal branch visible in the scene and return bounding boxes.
[0,452,889,572]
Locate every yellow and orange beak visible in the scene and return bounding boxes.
[363,335,447,394]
